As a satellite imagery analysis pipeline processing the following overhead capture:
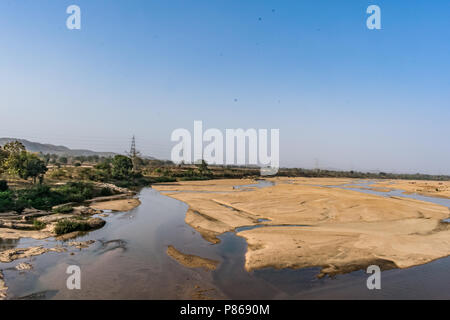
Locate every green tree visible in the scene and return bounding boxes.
[22,153,48,183]
[50,154,58,164]
[197,159,211,176]
[3,141,25,155]
[0,146,8,175]
[11,152,48,183]
[3,142,47,183]
[111,155,133,179]
[42,153,51,165]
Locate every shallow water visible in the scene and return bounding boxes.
[1,180,449,299]
[334,180,450,208]
[233,180,275,189]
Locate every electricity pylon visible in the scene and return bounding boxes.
[128,135,141,171]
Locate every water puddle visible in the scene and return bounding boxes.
[233,180,275,190]
[235,224,310,232]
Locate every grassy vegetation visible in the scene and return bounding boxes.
[32,219,47,230]
[0,182,115,213]
[54,219,90,235]
[52,204,74,214]
[275,168,450,181]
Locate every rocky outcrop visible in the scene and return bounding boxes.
[68,240,95,249]
[15,262,33,271]
[92,182,135,195]
[72,206,102,216]
[0,246,66,263]
[86,218,106,229]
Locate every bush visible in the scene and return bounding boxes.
[13,182,95,211]
[0,180,8,192]
[149,176,177,183]
[53,205,73,214]
[0,190,14,212]
[33,219,46,230]
[178,176,210,181]
[55,182,94,203]
[99,187,114,197]
[54,219,90,235]
[16,184,64,211]
[49,168,67,179]
[0,181,119,213]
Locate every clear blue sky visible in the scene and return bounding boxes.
[0,0,449,174]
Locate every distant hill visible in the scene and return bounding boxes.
[0,138,117,157]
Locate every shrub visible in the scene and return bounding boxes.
[53,205,73,214]
[99,187,114,197]
[16,184,63,211]
[49,168,67,179]
[149,176,177,183]
[54,219,90,235]
[0,180,8,192]
[54,182,94,203]
[0,190,14,212]
[33,219,46,230]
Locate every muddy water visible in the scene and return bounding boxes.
[1,181,450,299]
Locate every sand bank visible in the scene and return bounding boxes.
[154,178,257,193]
[370,180,450,199]
[154,178,450,276]
[90,198,141,211]
[167,245,219,271]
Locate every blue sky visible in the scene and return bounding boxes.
[0,0,449,174]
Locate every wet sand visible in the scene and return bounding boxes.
[154,178,450,276]
[167,245,219,271]
[0,228,54,241]
[0,246,66,263]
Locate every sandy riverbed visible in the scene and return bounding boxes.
[90,198,141,211]
[167,245,219,271]
[153,178,450,277]
[369,180,450,199]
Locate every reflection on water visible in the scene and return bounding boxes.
[1,180,449,300]
[332,180,450,207]
[0,238,19,251]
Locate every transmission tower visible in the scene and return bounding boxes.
[130,135,137,158]
[128,135,141,171]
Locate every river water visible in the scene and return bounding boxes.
[1,180,449,299]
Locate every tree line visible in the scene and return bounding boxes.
[0,141,47,183]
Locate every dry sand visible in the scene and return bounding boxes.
[370,180,450,199]
[154,178,257,192]
[154,178,450,276]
